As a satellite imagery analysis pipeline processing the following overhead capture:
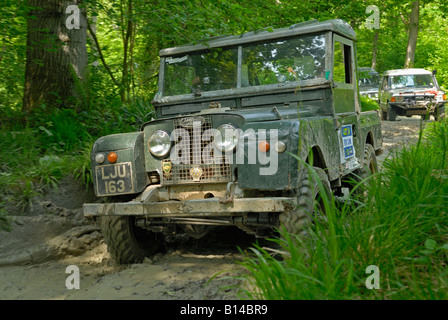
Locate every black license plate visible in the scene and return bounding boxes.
[95,162,134,196]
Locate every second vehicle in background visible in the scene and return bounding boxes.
[378,68,446,121]
[359,67,380,99]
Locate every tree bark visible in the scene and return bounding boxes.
[22,0,87,115]
[371,31,379,70]
[120,0,134,103]
[404,1,419,69]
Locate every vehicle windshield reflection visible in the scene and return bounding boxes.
[242,34,326,87]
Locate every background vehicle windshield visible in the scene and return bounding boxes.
[390,74,434,89]
[359,71,380,87]
[241,34,326,87]
[163,47,238,96]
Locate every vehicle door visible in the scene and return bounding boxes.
[332,34,362,174]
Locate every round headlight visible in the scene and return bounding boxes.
[214,124,239,153]
[148,130,171,157]
[95,153,105,164]
[274,141,287,153]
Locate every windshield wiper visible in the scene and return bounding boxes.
[173,70,202,97]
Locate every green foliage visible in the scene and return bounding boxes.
[67,143,95,189]
[360,95,380,112]
[239,119,448,300]
[0,0,27,111]
[37,108,92,152]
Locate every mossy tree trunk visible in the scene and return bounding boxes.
[22,0,87,115]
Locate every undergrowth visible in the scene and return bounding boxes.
[0,98,155,229]
[238,118,448,300]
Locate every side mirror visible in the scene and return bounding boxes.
[432,70,437,75]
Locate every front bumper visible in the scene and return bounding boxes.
[389,102,445,115]
[83,185,296,218]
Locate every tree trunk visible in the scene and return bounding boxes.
[22,0,87,115]
[404,1,419,69]
[120,0,134,103]
[371,31,379,70]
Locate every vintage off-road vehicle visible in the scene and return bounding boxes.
[378,68,446,121]
[83,19,383,264]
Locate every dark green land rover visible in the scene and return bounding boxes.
[83,19,383,264]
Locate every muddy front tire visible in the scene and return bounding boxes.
[279,167,330,236]
[101,216,165,264]
[388,104,397,121]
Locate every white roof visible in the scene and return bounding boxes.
[383,68,432,76]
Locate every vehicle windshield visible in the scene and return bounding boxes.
[241,34,326,86]
[163,47,238,96]
[359,70,380,87]
[390,74,434,89]
[162,33,326,96]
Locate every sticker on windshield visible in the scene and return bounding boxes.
[166,55,188,64]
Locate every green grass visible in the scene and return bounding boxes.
[238,118,448,300]
[0,109,95,222]
[360,95,380,112]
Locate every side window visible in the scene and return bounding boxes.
[333,41,352,84]
[381,76,388,90]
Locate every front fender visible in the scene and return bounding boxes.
[91,132,148,197]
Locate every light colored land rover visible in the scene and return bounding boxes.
[378,68,446,121]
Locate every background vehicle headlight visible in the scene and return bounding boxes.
[148,130,171,157]
[214,124,239,152]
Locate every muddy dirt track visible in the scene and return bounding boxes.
[0,116,426,300]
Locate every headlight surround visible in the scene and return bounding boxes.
[148,130,171,157]
[214,124,239,153]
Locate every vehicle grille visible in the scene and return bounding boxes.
[161,116,232,185]
[405,95,435,107]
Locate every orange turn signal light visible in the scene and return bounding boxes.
[258,141,270,153]
[391,97,396,102]
[108,152,118,163]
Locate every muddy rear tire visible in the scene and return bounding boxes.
[101,216,165,264]
[279,167,330,236]
[358,144,378,177]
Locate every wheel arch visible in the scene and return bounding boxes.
[366,130,375,149]
[306,145,327,172]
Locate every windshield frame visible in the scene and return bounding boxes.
[158,31,331,99]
